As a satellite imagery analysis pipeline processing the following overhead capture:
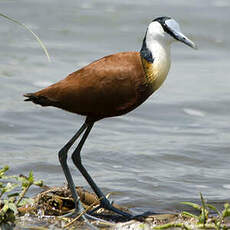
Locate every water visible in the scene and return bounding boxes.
[1,0,230,214]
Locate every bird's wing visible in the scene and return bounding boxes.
[26,52,150,119]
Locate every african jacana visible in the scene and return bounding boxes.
[24,16,197,219]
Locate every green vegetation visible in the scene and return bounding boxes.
[154,193,230,230]
[181,193,230,230]
[1,166,230,229]
[0,166,43,229]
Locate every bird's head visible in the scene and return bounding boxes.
[147,16,197,49]
[140,17,197,62]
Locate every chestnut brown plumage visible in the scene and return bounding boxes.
[25,52,153,122]
[24,17,196,219]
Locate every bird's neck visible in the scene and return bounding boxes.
[140,39,171,91]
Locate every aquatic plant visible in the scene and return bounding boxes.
[0,166,43,229]
[1,165,230,229]
[155,193,230,230]
[181,193,230,230]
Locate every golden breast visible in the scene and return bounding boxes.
[141,56,170,92]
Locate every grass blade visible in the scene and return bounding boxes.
[206,204,221,216]
[181,201,201,211]
[181,211,199,219]
[0,12,51,62]
[200,192,207,226]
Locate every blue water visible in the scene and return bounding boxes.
[1,0,230,214]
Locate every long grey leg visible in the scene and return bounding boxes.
[71,122,105,198]
[71,122,132,218]
[58,122,87,213]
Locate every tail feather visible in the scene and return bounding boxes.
[24,93,36,101]
[24,93,54,106]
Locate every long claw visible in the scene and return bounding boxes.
[88,197,132,220]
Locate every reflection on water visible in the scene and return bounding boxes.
[0,0,230,213]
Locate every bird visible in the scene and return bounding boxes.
[24,16,197,219]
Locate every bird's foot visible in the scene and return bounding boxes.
[61,209,81,218]
[61,206,105,221]
[88,197,133,221]
[130,211,158,221]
